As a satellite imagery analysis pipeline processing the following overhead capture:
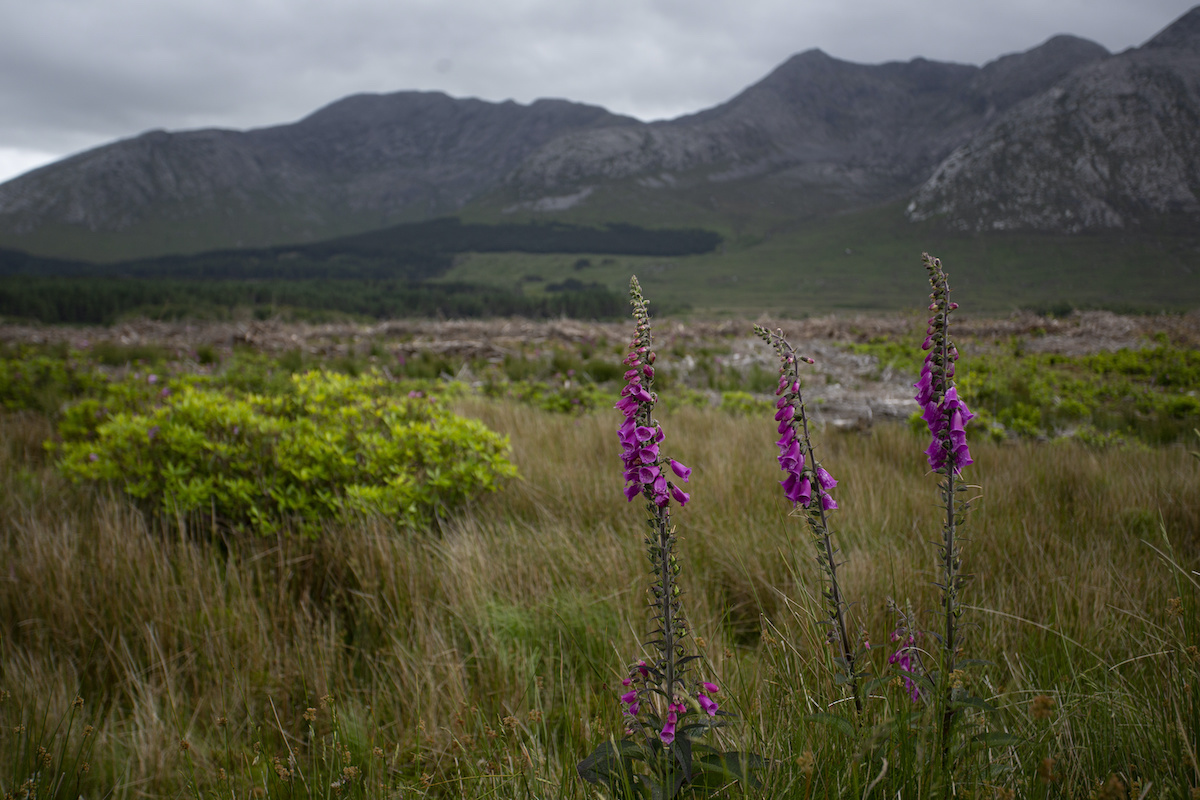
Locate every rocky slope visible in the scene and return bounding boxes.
[906,8,1200,232]
[506,36,1109,206]
[0,94,636,245]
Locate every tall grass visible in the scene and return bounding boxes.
[2,401,1198,797]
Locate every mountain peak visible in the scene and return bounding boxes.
[971,33,1109,113]
[1143,5,1200,50]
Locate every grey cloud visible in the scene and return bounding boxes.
[0,0,1196,181]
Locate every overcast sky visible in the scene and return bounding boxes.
[1,0,1195,184]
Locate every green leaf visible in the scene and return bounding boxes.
[952,695,998,715]
[577,739,645,789]
[672,733,692,779]
[804,712,855,740]
[692,752,766,790]
[957,658,993,668]
[972,731,1022,749]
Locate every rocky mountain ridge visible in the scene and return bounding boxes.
[507,35,1111,203]
[1,6,1198,259]
[906,7,1200,232]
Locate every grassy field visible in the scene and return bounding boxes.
[440,204,1200,316]
[1,317,1198,797]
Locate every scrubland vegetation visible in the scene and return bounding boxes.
[1,305,1198,798]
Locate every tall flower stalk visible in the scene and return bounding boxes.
[617,277,698,752]
[755,325,862,714]
[581,277,755,798]
[914,253,975,767]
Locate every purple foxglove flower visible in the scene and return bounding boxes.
[925,440,946,469]
[780,450,805,474]
[620,690,638,704]
[669,459,691,482]
[777,440,801,466]
[625,702,640,716]
[776,395,790,409]
[659,721,676,745]
[616,396,639,415]
[796,476,812,506]
[670,484,690,506]
[774,404,795,422]
[776,376,789,395]
[635,426,655,442]
[914,370,933,405]
[778,417,793,435]
[816,467,837,490]
[776,428,795,448]
[653,427,665,443]
[953,442,973,470]
[653,474,668,495]
[623,369,641,381]
[654,493,669,508]
[820,492,838,512]
[639,445,660,462]
[782,473,811,506]
[623,485,641,502]
[921,336,933,350]
[700,682,720,694]
[697,694,719,716]
[633,387,653,403]
[642,365,654,379]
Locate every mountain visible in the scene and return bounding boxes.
[1,8,1199,262]
[506,35,1109,207]
[906,8,1200,232]
[0,95,637,258]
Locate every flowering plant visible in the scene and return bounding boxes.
[579,277,761,799]
[755,325,865,712]
[916,253,981,767]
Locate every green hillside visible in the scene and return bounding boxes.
[441,203,1200,314]
[4,203,1198,323]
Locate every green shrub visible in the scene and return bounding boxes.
[0,353,107,415]
[56,371,515,535]
[479,377,609,414]
[719,390,772,416]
